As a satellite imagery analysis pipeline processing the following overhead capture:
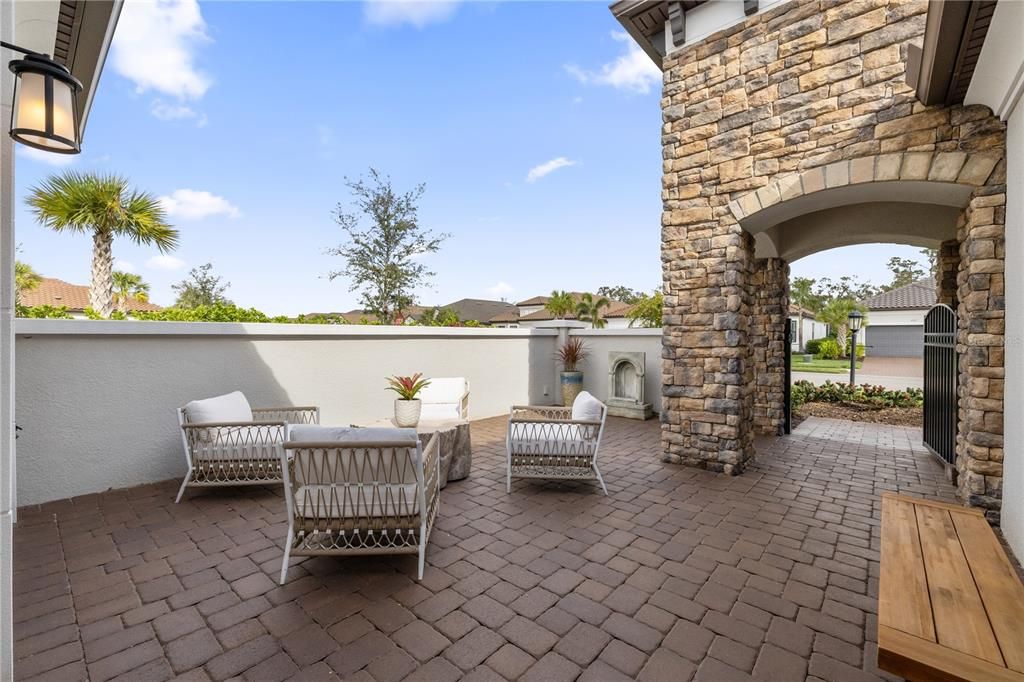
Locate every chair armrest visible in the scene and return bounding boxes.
[182,420,286,429]
[422,433,441,496]
[252,406,320,425]
[510,406,573,422]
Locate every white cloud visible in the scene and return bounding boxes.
[146,255,186,271]
[363,0,460,28]
[115,260,138,274]
[486,281,514,298]
[526,157,577,183]
[317,125,335,146]
[150,100,206,127]
[16,145,77,167]
[159,189,241,220]
[564,31,662,94]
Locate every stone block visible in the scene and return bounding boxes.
[957,153,1001,186]
[824,160,850,187]
[928,152,967,182]
[849,155,874,183]
[826,8,887,44]
[899,152,932,180]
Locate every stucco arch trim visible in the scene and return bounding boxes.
[727,151,1003,233]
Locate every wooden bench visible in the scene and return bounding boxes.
[878,492,1024,681]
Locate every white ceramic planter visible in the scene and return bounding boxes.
[394,399,422,427]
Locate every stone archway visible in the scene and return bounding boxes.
[657,0,1007,519]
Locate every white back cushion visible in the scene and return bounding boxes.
[184,391,253,424]
[571,391,604,422]
[419,377,467,404]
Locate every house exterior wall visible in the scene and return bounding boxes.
[789,315,827,351]
[659,0,1006,500]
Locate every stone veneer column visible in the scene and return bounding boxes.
[750,258,790,436]
[938,240,960,308]
[662,210,755,475]
[956,189,1007,522]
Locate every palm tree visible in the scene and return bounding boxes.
[577,292,611,329]
[26,172,178,318]
[545,290,575,319]
[112,271,151,313]
[819,298,868,356]
[14,261,42,304]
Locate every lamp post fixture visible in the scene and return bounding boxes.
[2,40,83,154]
[848,309,864,385]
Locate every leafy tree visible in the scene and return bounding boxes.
[172,263,233,308]
[920,247,938,280]
[597,285,642,304]
[628,291,663,328]
[818,298,868,356]
[576,292,611,329]
[816,275,879,301]
[26,171,177,318]
[14,261,42,304]
[884,256,926,290]
[112,271,151,313]
[544,290,575,319]
[326,168,449,325]
[15,304,72,319]
[417,307,462,327]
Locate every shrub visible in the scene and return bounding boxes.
[816,338,842,359]
[791,379,923,410]
[16,304,73,319]
[804,338,823,355]
[855,344,866,359]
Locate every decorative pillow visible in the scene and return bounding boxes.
[184,391,253,424]
[571,391,604,422]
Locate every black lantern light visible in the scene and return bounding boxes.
[848,309,864,384]
[3,41,83,154]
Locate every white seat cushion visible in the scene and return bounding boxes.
[184,391,253,424]
[571,391,604,422]
[288,425,417,445]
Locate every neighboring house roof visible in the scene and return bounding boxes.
[439,299,516,323]
[335,306,428,324]
[20,278,162,313]
[515,295,550,306]
[862,280,937,311]
[501,296,634,323]
[788,305,817,320]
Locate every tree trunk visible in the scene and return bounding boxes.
[91,231,115,318]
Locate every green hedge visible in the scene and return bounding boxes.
[804,338,824,355]
[792,379,923,410]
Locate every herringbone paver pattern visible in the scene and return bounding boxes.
[13,416,955,681]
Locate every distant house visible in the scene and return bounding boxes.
[788,305,827,352]
[20,278,162,318]
[440,299,516,325]
[860,280,936,357]
[490,294,637,329]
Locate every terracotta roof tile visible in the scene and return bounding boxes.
[20,278,162,313]
[862,279,936,310]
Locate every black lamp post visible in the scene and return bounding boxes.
[848,309,864,385]
[2,40,83,154]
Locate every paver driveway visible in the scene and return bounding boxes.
[13,415,955,681]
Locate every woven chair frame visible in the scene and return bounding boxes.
[279,433,440,583]
[506,403,608,494]
[176,405,320,502]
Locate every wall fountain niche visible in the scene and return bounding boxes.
[606,351,652,420]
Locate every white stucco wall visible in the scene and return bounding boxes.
[1001,104,1023,556]
[569,329,663,414]
[14,321,559,506]
[866,309,927,326]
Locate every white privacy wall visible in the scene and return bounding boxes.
[14,321,559,506]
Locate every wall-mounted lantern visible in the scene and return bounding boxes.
[3,41,83,154]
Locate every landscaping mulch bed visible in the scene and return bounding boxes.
[795,401,922,427]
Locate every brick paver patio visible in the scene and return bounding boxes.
[13,415,956,681]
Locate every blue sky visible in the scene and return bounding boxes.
[14,0,927,315]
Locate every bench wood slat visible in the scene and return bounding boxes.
[878,626,1024,682]
[952,512,1024,673]
[915,504,1003,666]
[879,495,936,641]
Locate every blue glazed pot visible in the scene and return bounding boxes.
[560,371,583,406]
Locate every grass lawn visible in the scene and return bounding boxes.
[791,355,863,373]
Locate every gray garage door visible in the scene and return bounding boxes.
[867,325,923,357]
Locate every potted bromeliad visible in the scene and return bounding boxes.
[557,337,588,406]
[387,373,431,427]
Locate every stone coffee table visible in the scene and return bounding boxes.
[355,418,471,489]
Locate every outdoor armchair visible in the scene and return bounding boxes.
[418,377,470,421]
[176,391,319,503]
[278,425,441,584]
[506,391,608,495]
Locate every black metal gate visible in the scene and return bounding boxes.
[784,318,792,434]
[923,304,957,465]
